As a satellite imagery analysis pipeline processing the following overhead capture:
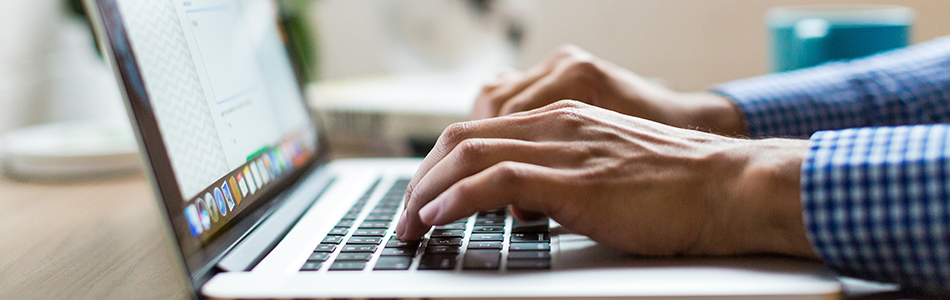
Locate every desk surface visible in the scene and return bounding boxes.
[0,174,190,299]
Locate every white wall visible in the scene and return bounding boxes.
[314,0,950,91]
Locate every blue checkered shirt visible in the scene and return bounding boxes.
[715,36,950,294]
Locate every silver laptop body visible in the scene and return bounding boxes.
[85,0,842,298]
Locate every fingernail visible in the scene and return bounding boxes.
[419,202,440,224]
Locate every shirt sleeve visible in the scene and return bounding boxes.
[713,35,950,139]
[802,125,950,294]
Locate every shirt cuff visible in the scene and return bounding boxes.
[712,63,865,138]
[800,125,950,293]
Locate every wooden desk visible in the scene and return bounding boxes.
[0,174,190,299]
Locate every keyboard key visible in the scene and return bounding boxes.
[470,234,503,242]
[477,210,506,218]
[381,248,416,256]
[467,242,503,249]
[300,261,322,271]
[314,244,336,252]
[378,195,402,202]
[329,261,366,271]
[374,256,412,270]
[418,254,457,270]
[434,223,466,230]
[376,202,401,208]
[427,237,462,246]
[507,259,550,270]
[308,252,331,261]
[364,213,395,221]
[322,236,344,244]
[336,252,372,261]
[474,218,505,226]
[327,227,349,236]
[430,229,464,238]
[509,243,550,251]
[472,226,504,233]
[341,212,360,220]
[336,220,355,228]
[359,221,391,229]
[372,207,398,214]
[507,251,550,260]
[512,218,549,233]
[511,232,550,243]
[425,245,460,254]
[353,229,387,237]
[463,250,501,270]
[341,244,378,253]
[386,237,420,248]
[480,207,506,214]
[347,237,382,244]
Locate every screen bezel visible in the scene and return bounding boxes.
[86,0,331,295]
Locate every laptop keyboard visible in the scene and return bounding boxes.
[299,178,552,272]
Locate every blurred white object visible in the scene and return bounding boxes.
[1,120,141,180]
[308,72,481,156]
[0,0,125,133]
[313,0,535,80]
[44,16,127,123]
[383,0,530,76]
[0,0,59,132]
[310,71,480,116]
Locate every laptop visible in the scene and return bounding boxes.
[84,0,843,298]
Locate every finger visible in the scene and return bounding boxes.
[416,161,568,228]
[496,72,579,116]
[471,50,573,120]
[496,56,607,116]
[509,205,546,221]
[397,118,539,237]
[399,139,584,239]
[403,100,588,215]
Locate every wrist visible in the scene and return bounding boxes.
[728,139,818,258]
[677,92,748,137]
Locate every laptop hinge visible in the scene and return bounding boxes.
[216,167,335,272]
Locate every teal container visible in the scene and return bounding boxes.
[767,5,914,72]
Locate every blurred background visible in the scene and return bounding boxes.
[2,0,949,161]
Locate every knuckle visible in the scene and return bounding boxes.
[551,105,589,129]
[441,121,474,144]
[550,99,585,109]
[479,81,502,94]
[455,138,489,161]
[563,59,605,80]
[490,161,524,186]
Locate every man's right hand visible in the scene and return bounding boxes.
[473,45,748,137]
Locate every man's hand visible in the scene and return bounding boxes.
[473,45,747,137]
[397,101,817,258]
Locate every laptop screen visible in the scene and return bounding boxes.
[110,0,319,245]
